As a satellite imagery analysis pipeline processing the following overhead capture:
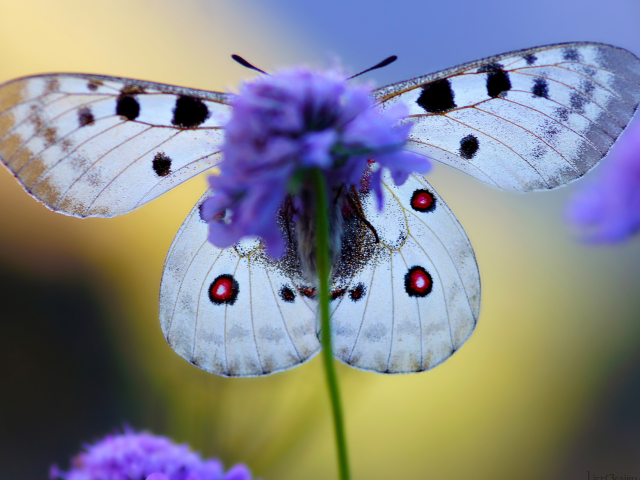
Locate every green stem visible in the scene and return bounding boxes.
[310,168,351,480]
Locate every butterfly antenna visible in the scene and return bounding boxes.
[348,55,398,80]
[231,54,269,75]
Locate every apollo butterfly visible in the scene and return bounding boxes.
[1,42,638,376]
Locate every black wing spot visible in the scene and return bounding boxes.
[172,95,211,128]
[459,134,479,160]
[531,78,549,99]
[531,144,547,160]
[279,285,296,303]
[582,81,596,97]
[570,92,588,114]
[486,67,511,98]
[77,106,95,127]
[555,107,570,122]
[87,79,103,91]
[152,152,172,177]
[416,79,456,113]
[542,122,561,141]
[477,62,503,73]
[116,95,140,121]
[563,48,580,61]
[523,54,537,65]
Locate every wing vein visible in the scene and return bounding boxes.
[472,106,580,173]
[263,263,303,361]
[442,115,552,187]
[405,138,501,187]
[52,125,154,209]
[248,258,266,374]
[347,247,381,363]
[134,150,222,208]
[84,130,183,212]
[9,95,115,168]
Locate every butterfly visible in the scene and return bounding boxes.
[1,42,638,376]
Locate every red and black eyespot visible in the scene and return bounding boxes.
[349,283,366,302]
[330,288,347,301]
[209,274,239,305]
[279,285,296,303]
[404,266,433,297]
[410,189,436,213]
[298,286,317,299]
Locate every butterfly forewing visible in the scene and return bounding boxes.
[160,191,321,377]
[329,173,480,373]
[375,42,640,192]
[0,74,231,217]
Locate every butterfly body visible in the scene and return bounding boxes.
[1,42,639,376]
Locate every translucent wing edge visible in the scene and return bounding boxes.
[0,73,234,105]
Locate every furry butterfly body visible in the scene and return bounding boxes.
[1,42,638,376]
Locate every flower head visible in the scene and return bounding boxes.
[201,67,430,257]
[566,118,640,243]
[50,430,253,480]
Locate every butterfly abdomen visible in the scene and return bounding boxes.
[294,185,344,282]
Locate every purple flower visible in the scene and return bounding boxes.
[566,118,640,243]
[201,67,431,257]
[49,430,253,480]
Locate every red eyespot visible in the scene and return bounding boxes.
[279,285,296,303]
[330,288,347,301]
[298,286,317,299]
[404,266,433,297]
[209,274,239,305]
[349,283,366,302]
[410,189,436,213]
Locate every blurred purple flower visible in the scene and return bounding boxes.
[566,119,640,243]
[50,430,253,480]
[201,67,430,257]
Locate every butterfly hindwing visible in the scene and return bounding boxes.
[375,42,640,192]
[160,191,321,377]
[0,74,231,217]
[329,172,480,374]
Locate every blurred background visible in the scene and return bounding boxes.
[1,0,640,478]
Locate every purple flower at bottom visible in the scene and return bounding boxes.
[50,430,253,480]
[201,67,431,258]
[566,118,640,243]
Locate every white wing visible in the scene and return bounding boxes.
[375,42,640,191]
[329,172,480,373]
[160,191,321,377]
[0,74,231,217]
